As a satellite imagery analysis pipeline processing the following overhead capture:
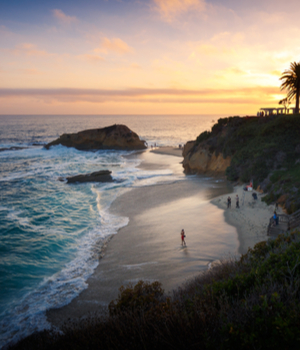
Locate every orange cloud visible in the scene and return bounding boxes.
[78,54,105,63]
[95,37,134,55]
[153,0,206,21]
[9,43,51,57]
[0,86,281,105]
[270,70,282,76]
[18,68,42,75]
[52,9,77,24]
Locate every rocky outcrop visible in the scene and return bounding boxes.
[182,141,231,175]
[0,146,28,152]
[60,170,113,184]
[45,124,146,151]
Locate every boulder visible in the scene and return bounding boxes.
[61,170,113,184]
[45,124,147,151]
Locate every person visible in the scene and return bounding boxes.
[273,211,279,225]
[236,194,239,208]
[227,196,231,209]
[181,229,186,246]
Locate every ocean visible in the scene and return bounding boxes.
[0,114,228,347]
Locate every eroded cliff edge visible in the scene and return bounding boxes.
[182,115,300,213]
[45,124,147,151]
[182,141,231,175]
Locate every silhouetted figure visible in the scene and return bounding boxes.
[227,196,231,209]
[181,229,186,246]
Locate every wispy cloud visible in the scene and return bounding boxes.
[8,43,51,57]
[52,9,77,24]
[153,0,206,21]
[18,68,42,75]
[78,54,106,63]
[95,37,134,55]
[0,86,281,105]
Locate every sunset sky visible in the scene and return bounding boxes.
[1,0,300,115]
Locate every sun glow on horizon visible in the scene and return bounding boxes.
[1,0,300,114]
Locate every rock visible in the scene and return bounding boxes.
[0,146,28,152]
[45,124,147,151]
[182,143,231,175]
[62,170,113,184]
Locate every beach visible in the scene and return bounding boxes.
[211,186,282,255]
[46,147,277,329]
[46,148,238,327]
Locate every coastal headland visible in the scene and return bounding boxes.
[11,116,300,349]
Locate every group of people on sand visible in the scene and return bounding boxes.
[227,195,239,209]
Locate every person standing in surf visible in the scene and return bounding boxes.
[181,229,186,246]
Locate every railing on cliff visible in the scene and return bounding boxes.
[267,209,300,235]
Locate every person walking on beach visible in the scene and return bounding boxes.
[273,211,279,225]
[236,195,239,208]
[227,196,231,209]
[181,229,186,246]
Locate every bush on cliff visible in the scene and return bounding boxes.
[193,114,300,212]
[10,231,300,350]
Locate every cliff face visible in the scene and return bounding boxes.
[45,124,146,151]
[182,141,231,175]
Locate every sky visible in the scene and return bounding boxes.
[1,0,300,115]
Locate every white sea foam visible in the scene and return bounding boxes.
[0,209,129,349]
[0,113,221,348]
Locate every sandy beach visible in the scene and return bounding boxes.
[211,186,282,254]
[47,148,277,328]
[150,146,183,157]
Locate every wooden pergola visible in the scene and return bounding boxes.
[259,107,296,116]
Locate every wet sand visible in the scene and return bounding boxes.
[150,146,183,157]
[47,150,237,327]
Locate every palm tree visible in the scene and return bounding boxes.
[280,61,300,114]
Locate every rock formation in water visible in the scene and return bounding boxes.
[60,170,113,183]
[45,124,146,151]
[182,141,231,175]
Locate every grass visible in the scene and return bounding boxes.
[9,232,300,350]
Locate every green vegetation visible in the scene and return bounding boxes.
[10,232,300,349]
[280,61,300,114]
[193,114,300,213]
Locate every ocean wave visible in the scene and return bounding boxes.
[0,209,129,349]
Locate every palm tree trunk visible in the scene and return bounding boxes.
[296,87,300,114]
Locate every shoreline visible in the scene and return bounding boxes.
[46,149,237,328]
[46,147,278,330]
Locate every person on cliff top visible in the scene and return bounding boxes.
[181,229,186,246]
[227,196,231,209]
[236,195,239,208]
[273,211,279,226]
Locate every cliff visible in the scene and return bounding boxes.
[182,141,231,175]
[45,124,146,151]
[183,115,300,213]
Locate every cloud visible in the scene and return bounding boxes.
[9,43,51,57]
[0,86,281,105]
[153,0,206,21]
[94,38,134,55]
[78,54,105,63]
[18,68,42,75]
[270,70,282,76]
[52,9,77,24]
